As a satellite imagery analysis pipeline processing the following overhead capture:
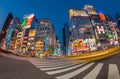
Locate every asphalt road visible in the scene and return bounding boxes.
[0,52,120,79]
[0,55,55,79]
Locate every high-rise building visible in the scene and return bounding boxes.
[85,5,116,45]
[0,13,13,47]
[20,13,38,53]
[35,19,56,55]
[69,8,96,55]
[5,17,20,50]
[69,5,120,55]
[85,5,120,47]
[62,23,69,56]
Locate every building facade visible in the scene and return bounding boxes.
[85,5,119,47]
[68,5,120,56]
[69,8,96,55]
[0,13,13,48]
[35,19,56,55]
[18,13,38,53]
[5,17,20,51]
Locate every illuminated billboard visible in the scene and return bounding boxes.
[6,28,13,49]
[72,39,89,52]
[99,13,106,20]
[21,14,34,28]
[29,30,36,37]
[70,9,88,19]
[96,26,105,34]
[72,38,96,52]
[35,41,44,51]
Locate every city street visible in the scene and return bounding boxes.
[0,1,120,79]
[0,53,55,79]
[0,52,120,79]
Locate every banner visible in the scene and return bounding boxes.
[22,14,34,28]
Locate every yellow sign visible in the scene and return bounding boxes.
[70,9,88,18]
[72,39,83,47]
[29,30,36,37]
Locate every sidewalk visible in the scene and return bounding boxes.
[0,51,36,61]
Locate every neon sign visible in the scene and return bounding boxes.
[97,26,105,34]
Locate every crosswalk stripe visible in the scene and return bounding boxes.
[83,63,103,79]
[46,62,89,75]
[108,64,120,79]
[36,64,71,68]
[40,62,83,71]
[32,62,74,67]
[30,60,83,68]
[29,61,73,65]
[29,61,80,64]
[56,62,94,79]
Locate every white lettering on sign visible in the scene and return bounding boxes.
[97,26,105,34]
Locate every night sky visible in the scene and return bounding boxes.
[0,0,120,42]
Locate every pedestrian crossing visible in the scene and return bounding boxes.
[108,64,120,79]
[29,59,120,79]
[83,63,103,79]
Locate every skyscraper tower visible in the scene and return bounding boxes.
[5,17,20,50]
[62,23,69,56]
[0,13,13,48]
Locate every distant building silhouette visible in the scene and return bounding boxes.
[114,12,120,26]
[106,15,114,21]
[62,23,69,56]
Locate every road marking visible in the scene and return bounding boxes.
[46,62,88,75]
[40,62,82,71]
[29,59,83,68]
[35,62,77,68]
[36,64,70,68]
[108,64,120,79]
[56,62,94,79]
[31,62,71,65]
[46,62,91,75]
[83,63,103,79]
